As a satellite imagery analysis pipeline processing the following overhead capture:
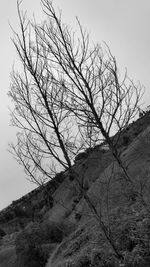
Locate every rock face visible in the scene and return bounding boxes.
[0,112,150,267]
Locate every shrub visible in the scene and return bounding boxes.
[122,135,130,146]
[75,212,82,221]
[16,221,64,253]
[15,222,55,267]
[62,250,117,267]
[90,249,117,267]
[74,152,88,162]
[69,174,75,181]
[46,172,65,194]
[45,194,54,208]
[16,245,47,267]
[2,210,15,222]
[110,211,150,267]
[77,255,91,267]
[0,227,6,237]
[54,172,65,185]
[13,205,27,218]
[15,220,75,266]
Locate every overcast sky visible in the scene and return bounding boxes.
[0,0,150,210]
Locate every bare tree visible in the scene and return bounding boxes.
[35,0,144,183]
[9,1,84,185]
[9,0,145,261]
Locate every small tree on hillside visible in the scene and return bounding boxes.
[35,0,144,182]
[9,1,85,185]
[10,0,144,185]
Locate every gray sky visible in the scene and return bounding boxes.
[0,0,150,210]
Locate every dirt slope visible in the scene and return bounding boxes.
[46,122,150,267]
[0,112,150,267]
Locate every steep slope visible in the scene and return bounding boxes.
[46,113,150,226]
[0,112,150,267]
[46,117,150,267]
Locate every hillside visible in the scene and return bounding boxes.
[0,111,150,267]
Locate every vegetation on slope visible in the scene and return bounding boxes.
[1,0,150,264]
[0,112,150,266]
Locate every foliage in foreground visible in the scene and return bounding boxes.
[46,204,150,267]
[15,220,75,267]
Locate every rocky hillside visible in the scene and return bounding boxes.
[0,111,150,267]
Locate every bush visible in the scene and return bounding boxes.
[13,205,27,218]
[122,135,130,146]
[74,152,88,162]
[2,210,15,222]
[16,245,47,267]
[54,172,65,185]
[46,172,65,194]
[16,221,64,253]
[75,212,82,221]
[45,194,54,208]
[69,174,75,181]
[0,227,6,237]
[15,222,55,267]
[77,255,91,267]
[61,250,117,267]
[110,212,150,267]
[15,220,75,267]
